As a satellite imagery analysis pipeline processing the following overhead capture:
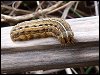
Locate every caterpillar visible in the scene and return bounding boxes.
[10,18,74,44]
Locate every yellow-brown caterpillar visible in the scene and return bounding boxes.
[10,18,74,44]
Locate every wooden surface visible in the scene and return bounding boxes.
[1,16,99,73]
[1,16,99,49]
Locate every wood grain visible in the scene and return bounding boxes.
[1,41,99,73]
[1,16,99,73]
[1,16,99,49]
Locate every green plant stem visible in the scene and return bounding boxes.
[70,8,83,17]
[85,66,93,74]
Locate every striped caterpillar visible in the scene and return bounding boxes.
[10,18,74,44]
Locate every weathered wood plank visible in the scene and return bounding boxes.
[1,16,99,49]
[1,16,99,73]
[1,41,99,73]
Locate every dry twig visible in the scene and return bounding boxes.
[1,1,63,23]
[35,1,45,12]
[94,1,99,16]
[61,1,76,19]
[47,1,76,14]
[1,5,32,14]
[73,1,80,12]
[36,1,46,18]
[1,14,34,23]
[9,1,22,16]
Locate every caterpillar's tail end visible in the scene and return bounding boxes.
[60,36,75,46]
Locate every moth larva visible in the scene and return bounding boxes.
[10,18,74,44]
